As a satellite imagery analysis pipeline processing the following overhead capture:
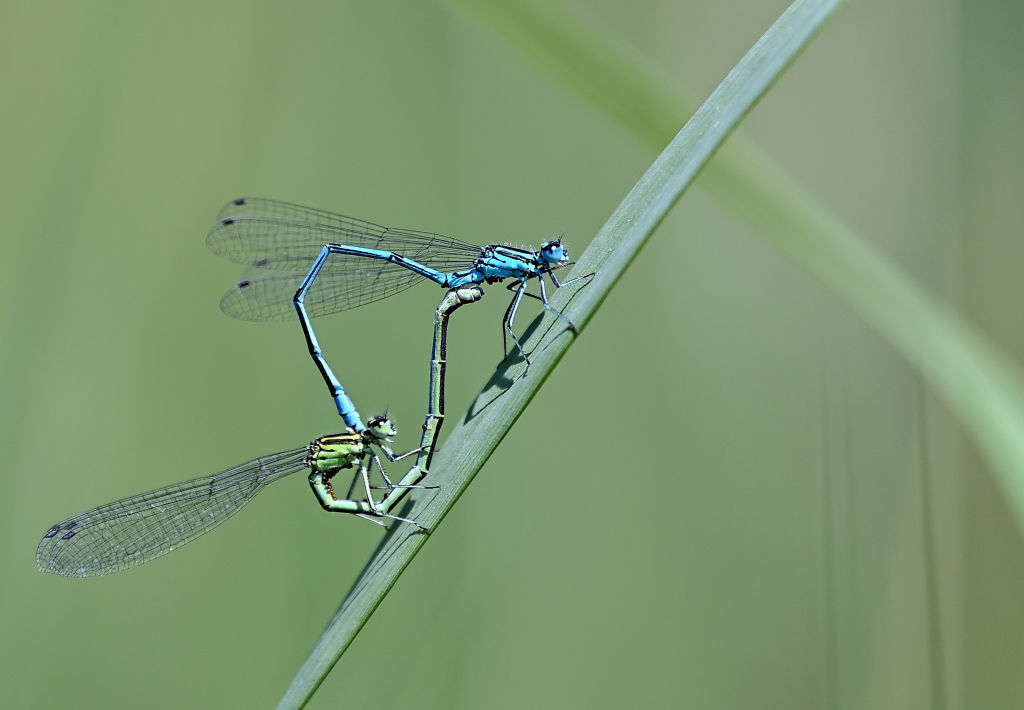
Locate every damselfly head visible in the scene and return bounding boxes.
[366,414,397,441]
[540,238,569,266]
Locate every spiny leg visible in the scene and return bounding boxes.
[549,269,595,290]
[369,451,438,491]
[379,444,424,464]
[501,279,531,370]
[356,511,428,530]
[357,454,383,514]
[536,273,579,333]
[537,267,596,331]
[504,268,595,346]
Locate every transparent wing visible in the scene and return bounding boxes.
[36,448,309,578]
[207,197,483,271]
[218,257,430,322]
[207,198,486,321]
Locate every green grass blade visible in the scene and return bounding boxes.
[444,0,694,147]
[276,2,840,708]
[453,2,1024,537]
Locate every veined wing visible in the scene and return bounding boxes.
[207,197,483,274]
[36,448,309,578]
[218,259,429,322]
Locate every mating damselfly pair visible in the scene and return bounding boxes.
[37,198,591,577]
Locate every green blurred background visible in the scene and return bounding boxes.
[4,0,1022,707]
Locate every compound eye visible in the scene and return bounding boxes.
[541,242,562,259]
[367,415,393,433]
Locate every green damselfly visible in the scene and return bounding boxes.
[36,286,483,577]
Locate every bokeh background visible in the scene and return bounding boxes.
[3,0,1022,707]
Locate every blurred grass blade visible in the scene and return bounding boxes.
[451,2,1024,535]
[446,0,697,147]
[276,2,839,708]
